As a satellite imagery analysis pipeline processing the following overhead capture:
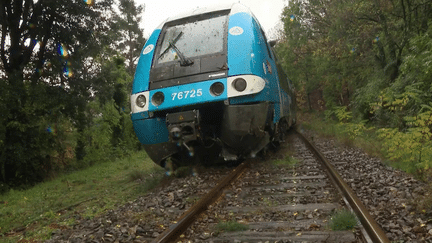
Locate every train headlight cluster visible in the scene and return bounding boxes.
[227,75,266,98]
[233,78,247,92]
[131,92,149,113]
[152,91,165,106]
[136,94,146,108]
[210,82,224,96]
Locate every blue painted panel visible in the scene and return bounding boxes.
[132,29,161,94]
[133,117,169,144]
[228,15,284,123]
[131,111,149,121]
[227,13,269,78]
[227,12,254,76]
[148,78,228,111]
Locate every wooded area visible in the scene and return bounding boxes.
[0,0,145,192]
[277,0,432,175]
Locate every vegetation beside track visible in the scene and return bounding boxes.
[272,155,299,167]
[298,111,432,213]
[215,220,249,234]
[329,209,358,231]
[277,0,432,180]
[0,152,164,242]
[299,111,432,179]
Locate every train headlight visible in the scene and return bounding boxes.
[136,94,146,108]
[210,82,224,96]
[152,91,165,106]
[233,78,247,92]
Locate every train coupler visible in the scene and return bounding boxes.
[166,109,201,144]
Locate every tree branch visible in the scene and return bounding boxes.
[20,0,31,33]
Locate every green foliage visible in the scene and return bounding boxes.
[272,156,298,167]
[370,59,432,174]
[277,0,432,118]
[325,106,370,139]
[81,100,117,165]
[334,106,352,123]
[0,0,149,192]
[0,0,119,189]
[114,0,146,75]
[0,151,160,240]
[378,107,432,173]
[279,0,432,178]
[81,56,139,166]
[329,209,357,231]
[127,170,147,182]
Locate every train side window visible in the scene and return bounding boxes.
[271,48,278,62]
[275,62,290,93]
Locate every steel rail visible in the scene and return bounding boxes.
[295,129,390,243]
[153,161,249,243]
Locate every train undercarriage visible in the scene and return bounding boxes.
[143,101,289,168]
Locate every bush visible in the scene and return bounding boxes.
[378,107,432,174]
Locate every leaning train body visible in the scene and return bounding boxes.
[131,3,296,167]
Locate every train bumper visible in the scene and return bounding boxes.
[143,142,178,167]
[132,117,177,166]
[220,101,271,159]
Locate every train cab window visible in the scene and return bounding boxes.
[156,13,228,66]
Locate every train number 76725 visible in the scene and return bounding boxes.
[171,89,203,101]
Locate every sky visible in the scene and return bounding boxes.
[136,0,289,39]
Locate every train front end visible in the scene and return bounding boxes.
[131,4,284,167]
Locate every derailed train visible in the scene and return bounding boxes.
[131,3,296,167]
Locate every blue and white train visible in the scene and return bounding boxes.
[131,3,296,167]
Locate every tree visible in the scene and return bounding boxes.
[114,0,146,75]
[277,0,432,121]
[88,56,139,160]
[0,0,113,187]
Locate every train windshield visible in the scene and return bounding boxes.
[157,14,227,65]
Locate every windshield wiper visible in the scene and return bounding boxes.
[158,31,194,66]
[169,42,194,66]
[159,32,183,59]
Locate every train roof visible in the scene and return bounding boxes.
[156,3,254,29]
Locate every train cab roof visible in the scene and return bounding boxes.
[156,3,254,29]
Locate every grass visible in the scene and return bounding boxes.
[328,209,358,231]
[298,111,386,163]
[0,151,164,242]
[215,220,249,233]
[272,156,299,167]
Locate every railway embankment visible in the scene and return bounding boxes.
[301,129,432,241]
[2,126,431,242]
[49,128,431,242]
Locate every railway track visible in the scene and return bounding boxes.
[154,129,390,243]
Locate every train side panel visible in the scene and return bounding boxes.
[227,12,283,121]
[132,29,161,94]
